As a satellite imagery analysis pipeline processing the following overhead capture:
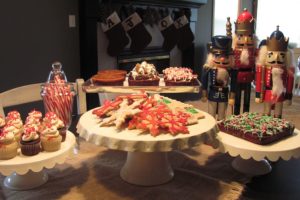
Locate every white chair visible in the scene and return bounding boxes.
[0,79,87,117]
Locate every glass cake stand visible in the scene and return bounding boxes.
[217,129,300,176]
[0,132,76,190]
[77,109,218,186]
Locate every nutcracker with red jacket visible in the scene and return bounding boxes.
[255,26,294,118]
[229,8,258,115]
[201,35,237,120]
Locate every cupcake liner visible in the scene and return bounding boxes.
[20,139,41,156]
[0,141,18,160]
[58,127,67,142]
[41,135,62,152]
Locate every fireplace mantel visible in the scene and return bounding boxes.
[99,0,207,8]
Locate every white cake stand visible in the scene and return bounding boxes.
[0,132,76,190]
[217,129,300,176]
[77,109,217,186]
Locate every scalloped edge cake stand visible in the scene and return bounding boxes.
[77,109,218,186]
[0,132,76,190]
[217,129,300,176]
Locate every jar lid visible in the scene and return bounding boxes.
[47,61,68,83]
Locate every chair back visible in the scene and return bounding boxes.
[0,79,87,116]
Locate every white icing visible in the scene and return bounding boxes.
[26,116,41,125]
[0,131,15,143]
[6,111,21,119]
[3,125,19,135]
[131,61,159,80]
[163,67,197,82]
[22,127,39,141]
[7,118,23,129]
[41,126,60,138]
[28,110,43,119]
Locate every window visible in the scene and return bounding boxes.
[256,0,300,48]
[213,0,239,36]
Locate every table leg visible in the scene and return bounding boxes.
[232,156,272,176]
[120,152,174,186]
[4,170,48,190]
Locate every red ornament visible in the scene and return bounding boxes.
[237,8,254,23]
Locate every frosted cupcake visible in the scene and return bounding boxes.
[40,123,62,152]
[6,111,21,122]
[25,116,42,132]
[20,126,41,156]
[0,130,18,160]
[3,121,24,144]
[44,112,67,142]
[28,110,43,122]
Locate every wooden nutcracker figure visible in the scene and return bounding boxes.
[255,26,295,118]
[201,35,237,120]
[230,8,258,115]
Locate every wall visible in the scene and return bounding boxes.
[0,0,80,92]
[194,0,213,73]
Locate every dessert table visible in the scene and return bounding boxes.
[0,132,76,190]
[77,109,218,186]
[217,129,300,175]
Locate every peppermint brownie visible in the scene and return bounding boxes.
[163,67,198,86]
[218,112,295,145]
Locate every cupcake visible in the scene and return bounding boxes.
[3,123,22,146]
[28,110,43,122]
[6,110,21,122]
[20,126,41,156]
[128,61,160,86]
[43,112,67,142]
[25,116,42,132]
[0,129,18,160]
[0,115,5,131]
[40,123,62,152]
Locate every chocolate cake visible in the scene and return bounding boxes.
[163,67,198,86]
[128,61,160,86]
[218,112,295,145]
[92,70,126,86]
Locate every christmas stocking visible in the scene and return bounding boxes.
[175,15,194,51]
[159,15,178,51]
[101,11,129,57]
[122,12,152,53]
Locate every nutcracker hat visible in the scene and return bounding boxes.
[235,8,255,35]
[267,26,289,51]
[208,35,233,55]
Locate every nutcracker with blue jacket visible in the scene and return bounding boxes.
[201,36,237,120]
[255,26,294,118]
[230,8,258,115]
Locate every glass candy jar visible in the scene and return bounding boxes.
[41,62,76,129]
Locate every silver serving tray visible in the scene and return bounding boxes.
[82,76,201,94]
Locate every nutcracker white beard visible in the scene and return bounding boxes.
[216,67,229,86]
[272,67,284,97]
[240,48,249,65]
